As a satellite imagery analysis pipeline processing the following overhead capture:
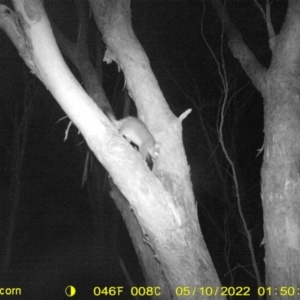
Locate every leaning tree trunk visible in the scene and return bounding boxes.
[0,0,223,299]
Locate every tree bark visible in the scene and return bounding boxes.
[211,0,300,292]
[0,0,223,298]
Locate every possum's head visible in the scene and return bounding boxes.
[149,142,161,158]
[145,142,161,170]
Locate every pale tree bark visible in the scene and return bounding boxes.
[0,0,222,299]
[211,0,300,293]
[51,0,111,253]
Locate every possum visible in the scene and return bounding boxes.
[105,110,160,163]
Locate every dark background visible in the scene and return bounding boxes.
[0,0,287,299]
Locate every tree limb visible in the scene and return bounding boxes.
[210,0,267,94]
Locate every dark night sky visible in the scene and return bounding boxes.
[0,0,288,298]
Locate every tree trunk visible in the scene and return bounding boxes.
[1,0,223,298]
[261,75,300,288]
[211,0,300,294]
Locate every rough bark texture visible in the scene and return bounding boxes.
[211,0,300,293]
[89,0,222,298]
[262,73,300,288]
[0,0,223,299]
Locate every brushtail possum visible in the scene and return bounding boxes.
[104,110,160,163]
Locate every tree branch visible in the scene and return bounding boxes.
[253,0,275,49]
[50,6,113,114]
[210,0,267,94]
